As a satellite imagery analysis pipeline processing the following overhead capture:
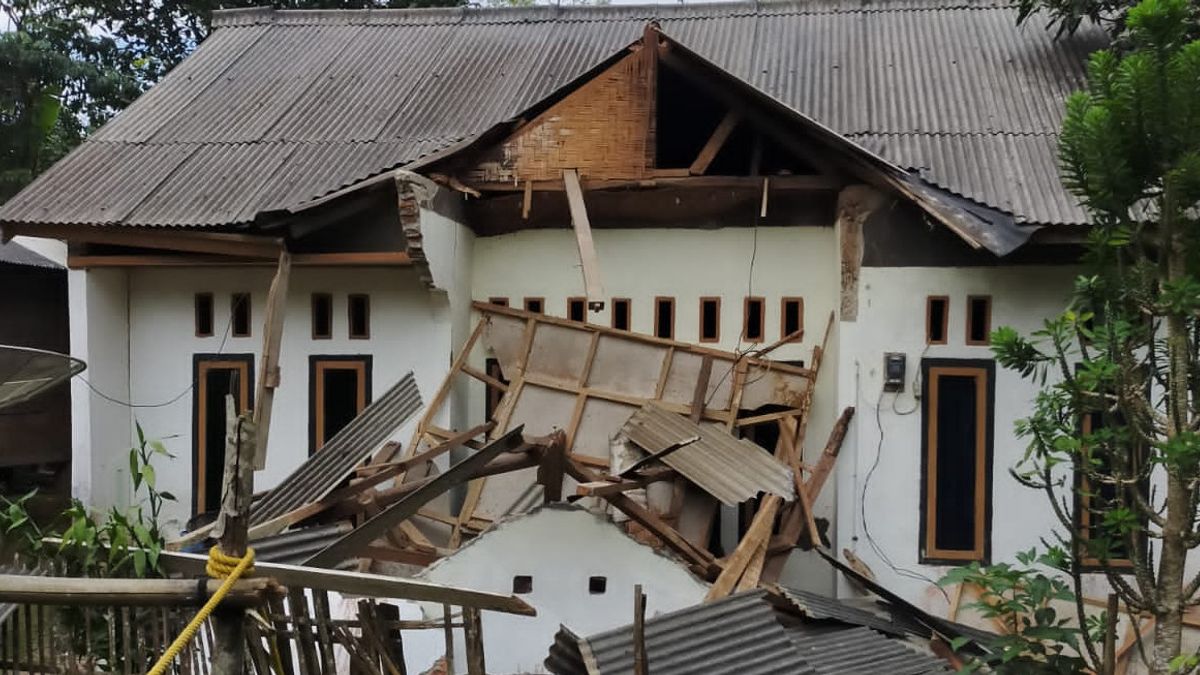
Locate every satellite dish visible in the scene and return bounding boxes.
[0,346,85,410]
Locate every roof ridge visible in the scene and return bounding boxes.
[210,0,1023,29]
[848,130,1061,137]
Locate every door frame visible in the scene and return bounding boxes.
[191,353,255,516]
[308,355,373,454]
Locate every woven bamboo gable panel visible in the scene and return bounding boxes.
[465,51,652,183]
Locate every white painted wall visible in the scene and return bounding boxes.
[69,268,132,511]
[835,265,1079,612]
[415,505,710,675]
[100,265,453,529]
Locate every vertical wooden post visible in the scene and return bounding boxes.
[633,585,648,675]
[1102,593,1118,675]
[252,251,291,470]
[442,605,455,675]
[210,396,256,675]
[462,607,485,675]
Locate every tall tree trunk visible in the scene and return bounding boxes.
[1153,212,1190,674]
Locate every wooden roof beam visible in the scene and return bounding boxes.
[465,174,839,193]
[689,111,740,176]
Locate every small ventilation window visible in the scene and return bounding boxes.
[194,293,214,337]
[699,297,720,343]
[612,298,631,331]
[568,297,587,323]
[524,297,544,314]
[348,294,370,340]
[966,296,991,345]
[781,297,803,340]
[588,576,608,595]
[655,297,675,339]
[231,293,252,338]
[312,293,332,340]
[743,297,765,342]
[513,575,533,594]
[927,296,949,345]
[488,297,510,307]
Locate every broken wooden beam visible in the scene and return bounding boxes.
[706,495,781,600]
[689,112,739,175]
[252,251,291,469]
[562,168,605,311]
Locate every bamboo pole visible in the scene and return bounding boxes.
[0,576,279,607]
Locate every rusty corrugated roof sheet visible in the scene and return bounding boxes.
[0,0,1105,229]
[621,402,794,506]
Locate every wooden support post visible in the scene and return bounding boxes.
[463,607,485,675]
[633,584,648,675]
[1102,593,1118,675]
[442,605,455,674]
[538,434,565,504]
[211,396,257,675]
[252,251,291,469]
[562,169,605,312]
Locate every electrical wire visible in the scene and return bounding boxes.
[76,294,241,409]
[860,384,950,600]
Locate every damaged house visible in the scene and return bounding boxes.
[0,0,1107,662]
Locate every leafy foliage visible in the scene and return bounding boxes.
[940,550,1088,674]
[1015,0,1198,42]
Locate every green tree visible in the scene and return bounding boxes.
[1016,0,1198,41]
[990,0,1200,672]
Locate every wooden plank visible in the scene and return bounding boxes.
[305,427,528,568]
[807,406,854,498]
[688,112,739,175]
[289,589,319,675]
[252,251,291,469]
[735,537,769,592]
[463,606,486,675]
[442,605,455,675]
[405,318,486,459]
[705,495,781,601]
[312,590,338,675]
[562,169,605,311]
[538,433,566,504]
[522,180,532,219]
[689,356,713,424]
[466,175,840,193]
[632,584,648,675]
[734,408,806,428]
[0,575,278,606]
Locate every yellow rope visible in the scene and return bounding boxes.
[146,546,255,675]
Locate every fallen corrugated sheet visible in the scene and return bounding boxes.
[252,521,353,565]
[0,0,1105,229]
[778,586,910,638]
[0,241,61,269]
[250,371,422,526]
[545,590,817,675]
[788,625,951,675]
[621,402,795,506]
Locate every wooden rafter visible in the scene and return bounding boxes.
[689,112,740,175]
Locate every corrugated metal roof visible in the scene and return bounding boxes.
[0,241,61,269]
[0,0,1105,229]
[546,590,818,675]
[621,403,794,506]
[250,371,422,526]
[788,625,952,675]
[778,586,911,638]
[253,521,353,565]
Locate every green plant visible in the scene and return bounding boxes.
[941,549,1089,674]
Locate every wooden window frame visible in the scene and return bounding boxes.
[781,297,804,341]
[1076,412,1143,571]
[699,297,721,343]
[919,359,995,564]
[309,355,372,454]
[742,296,766,343]
[926,295,949,345]
[523,297,545,314]
[348,294,370,340]
[192,354,254,515]
[311,293,333,340]
[230,292,252,338]
[194,293,214,338]
[567,297,588,323]
[654,296,675,339]
[611,298,631,331]
[965,295,992,346]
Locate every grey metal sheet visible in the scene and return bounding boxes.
[0,0,1108,230]
[621,402,794,506]
[778,586,910,637]
[250,371,422,526]
[546,590,818,675]
[789,625,952,675]
[0,241,61,269]
[253,521,353,565]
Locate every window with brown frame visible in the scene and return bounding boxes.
[311,293,332,340]
[781,297,803,341]
[523,297,544,314]
[699,297,721,343]
[193,354,253,514]
[966,295,992,345]
[654,297,675,339]
[920,359,994,563]
[743,296,765,342]
[194,293,214,337]
[348,294,370,339]
[230,293,251,337]
[568,297,587,323]
[611,298,631,331]
[488,297,510,307]
[926,296,949,345]
[309,356,372,454]
[1077,410,1145,569]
